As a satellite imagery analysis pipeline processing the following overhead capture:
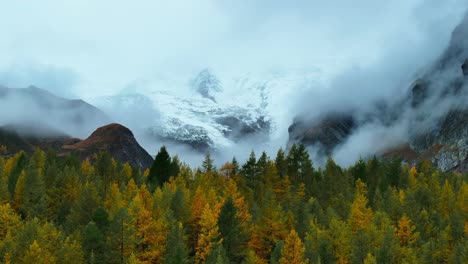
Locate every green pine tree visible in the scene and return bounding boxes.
[218,198,248,263]
[148,146,172,190]
[164,222,190,264]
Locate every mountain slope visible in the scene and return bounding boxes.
[0,85,110,138]
[92,69,325,152]
[63,123,153,169]
[288,14,468,171]
[0,122,153,170]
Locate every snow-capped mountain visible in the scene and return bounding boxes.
[90,68,328,153]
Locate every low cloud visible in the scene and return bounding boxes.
[0,63,80,98]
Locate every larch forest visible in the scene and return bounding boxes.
[0,144,466,264]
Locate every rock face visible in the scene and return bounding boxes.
[288,14,468,172]
[405,14,468,172]
[288,114,356,155]
[64,124,153,170]
[216,115,270,141]
[148,119,214,152]
[191,69,222,102]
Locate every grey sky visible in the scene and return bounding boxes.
[1,0,466,97]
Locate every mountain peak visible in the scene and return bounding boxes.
[64,123,153,169]
[87,123,134,141]
[191,68,222,102]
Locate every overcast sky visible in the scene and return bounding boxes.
[1,0,466,98]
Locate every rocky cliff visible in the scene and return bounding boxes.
[288,14,468,172]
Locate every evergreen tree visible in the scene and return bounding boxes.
[351,159,367,185]
[218,198,248,263]
[95,151,116,195]
[13,170,26,212]
[21,161,47,219]
[7,152,26,199]
[231,157,239,176]
[170,187,190,223]
[0,157,9,203]
[0,144,466,263]
[58,237,85,264]
[170,155,181,178]
[164,222,190,264]
[257,152,269,178]
[241,151,257,188]
[271,240,284,264]
[376,227,399,264]
[202,153,215,173]
[287,144,299,180]
[148,146,172,190]
[83,221,107,263]
[275,148,288,178]
[107,208,135,264]
[66,183,101,231]
[322,158,352,218]
[206,243,229,264]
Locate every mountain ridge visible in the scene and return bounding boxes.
[288,14,468,172]
[0,123,153,170]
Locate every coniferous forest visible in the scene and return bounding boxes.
[0,145,467,264]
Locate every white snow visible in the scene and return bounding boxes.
[88,68,335,153]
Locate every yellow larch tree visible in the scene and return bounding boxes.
[21,240,57,264]
[0,203,21,241]
[13,170,26,211]
[220,162,235,178]
[0,157,9,204]
[225,179,252,227]
[105,182,124,219]
[396,214,419,247]
[31,148,46,177]
[122,163,133,179]
[456,182,467,214]
[195,203,222,264]
[328,217,352,264]
[59,236,85,264]
[128,194,168,264]
[439,180,456,218]
[63,173,81,204]
[363,253,377,264]
[80,158,95,180]
[3,152,23,179]
[249,198,287,261]
[138,184,153,211]
[3,253,11,264]
[349,179,373,232]
[124,178,138,204]
[280,229,308,264]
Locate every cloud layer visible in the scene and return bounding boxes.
[0,1,467,166]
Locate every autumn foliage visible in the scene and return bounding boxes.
[0,145,466,263]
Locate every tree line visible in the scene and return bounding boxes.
[0,144,466,263]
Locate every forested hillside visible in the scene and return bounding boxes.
[0,145,466,264]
